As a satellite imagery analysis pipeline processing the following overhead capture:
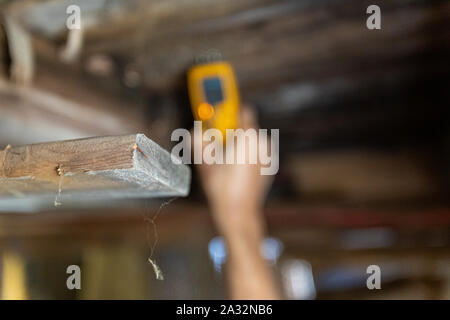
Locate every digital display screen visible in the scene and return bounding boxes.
[202,77,224,106]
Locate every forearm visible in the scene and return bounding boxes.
[218,209,280,300]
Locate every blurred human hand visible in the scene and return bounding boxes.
[195,106,273,237]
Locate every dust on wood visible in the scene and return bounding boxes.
[0,134,191,211]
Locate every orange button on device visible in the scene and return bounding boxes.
[197,102,215,120]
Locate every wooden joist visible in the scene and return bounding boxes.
[0,72,153,147]
[0,134,191,212]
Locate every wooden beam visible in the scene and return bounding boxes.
[0,134,191,212]
[74,0,449,93]
[0,73,152,147]
[288,151,441,203]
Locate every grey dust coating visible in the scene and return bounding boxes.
[0,134,191,213]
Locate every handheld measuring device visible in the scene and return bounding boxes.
[187,57,240,138]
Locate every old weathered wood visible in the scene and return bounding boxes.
[0,134,191,212]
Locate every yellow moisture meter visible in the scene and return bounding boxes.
[187,59,240,138]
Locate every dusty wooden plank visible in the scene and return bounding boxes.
[0,134,191,212]
[1,135,136,179]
